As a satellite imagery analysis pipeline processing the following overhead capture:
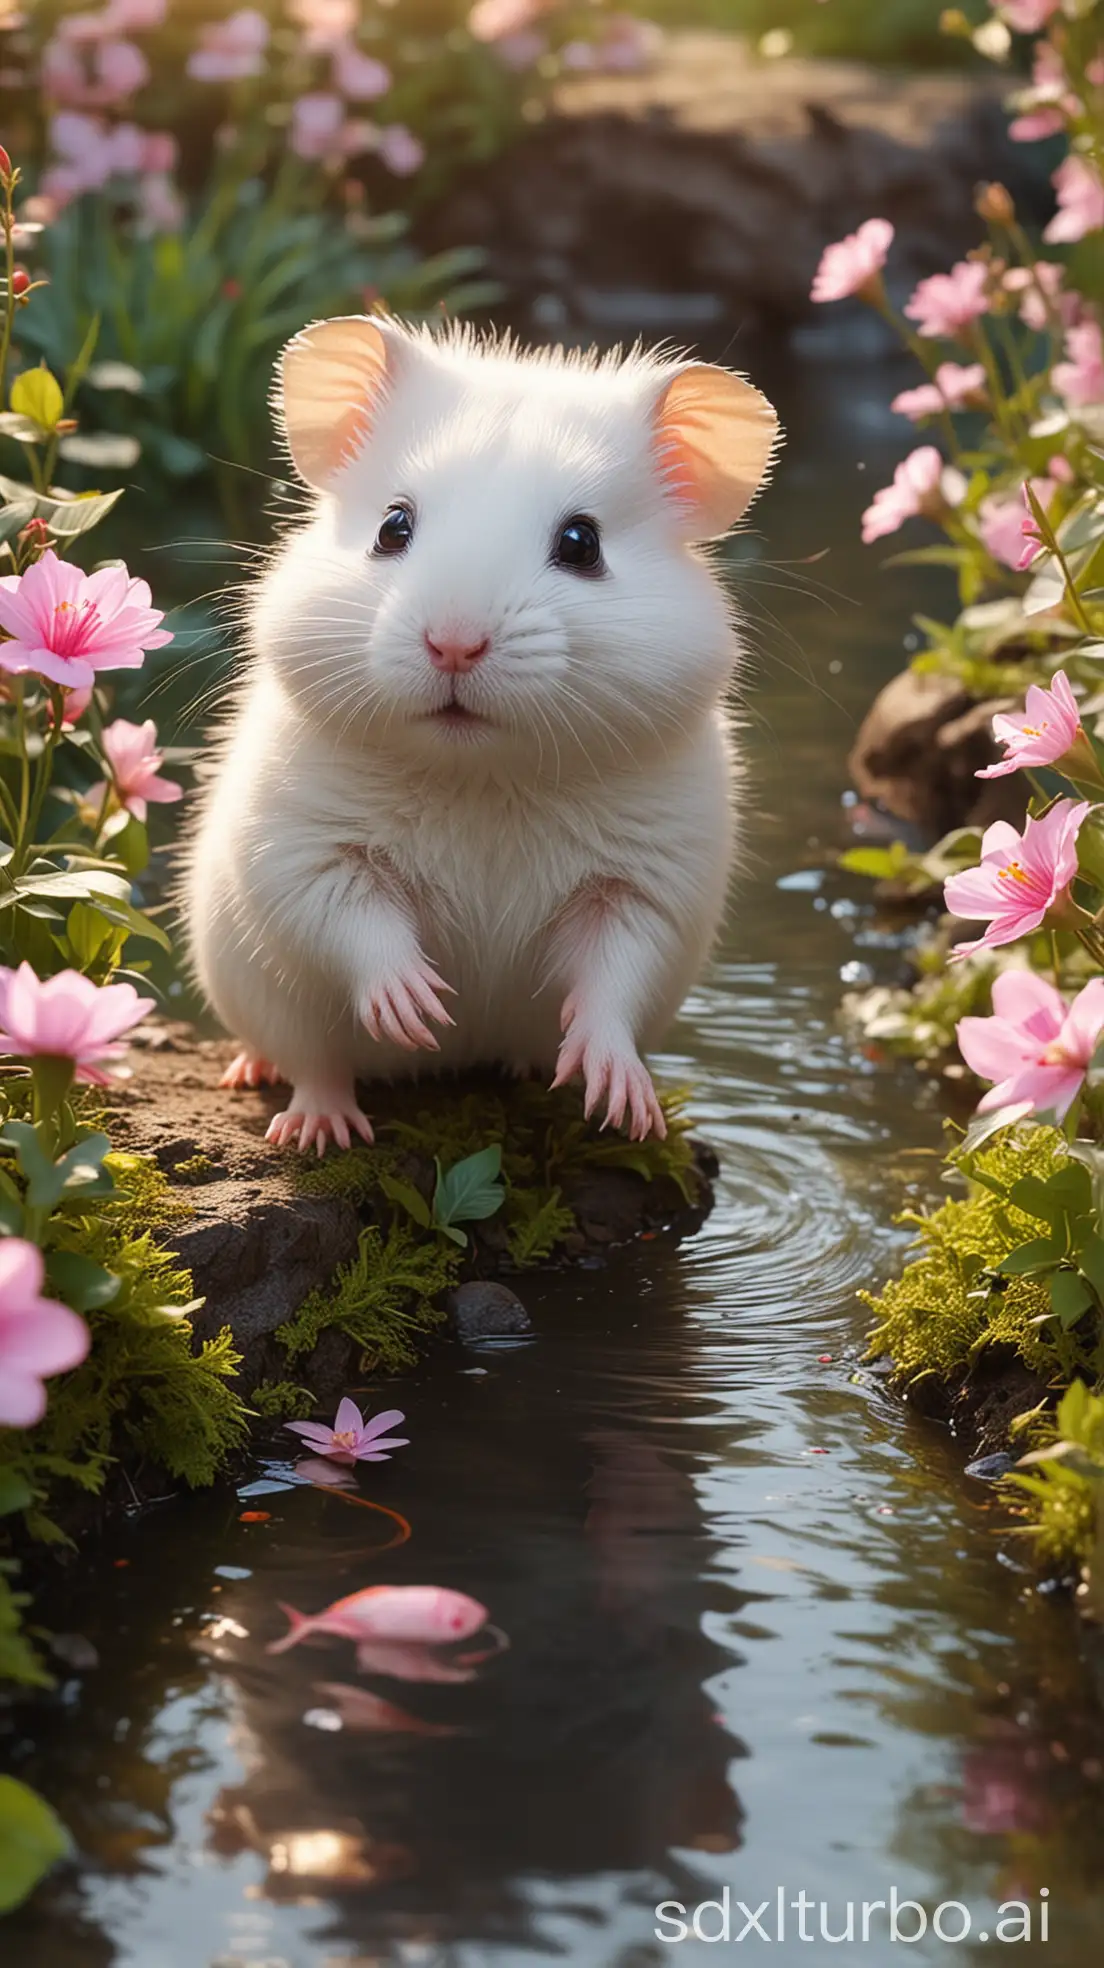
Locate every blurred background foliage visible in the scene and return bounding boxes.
[641,0,983,65]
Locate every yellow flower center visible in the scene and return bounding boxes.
[332,1429,357,1450]
[1041,1041,1076,1067]
[999,860,1030,885]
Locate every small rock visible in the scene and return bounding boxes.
[49,1632,99,1671]
[445,1281,533,1341]
[965,1452,1017,1482]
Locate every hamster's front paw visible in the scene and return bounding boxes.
[552,1007,667,1143]
[266,1083,375,1157]
[220,1049,283,1091]
[358,957,456,1052]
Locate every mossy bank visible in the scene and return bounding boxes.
[864,1124,1104,1612]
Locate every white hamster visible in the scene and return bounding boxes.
[184,317,779,1153]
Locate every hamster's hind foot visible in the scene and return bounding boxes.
[553,1018,668,1144]
[266,1083,375,1157]
[221,1049,283,1091]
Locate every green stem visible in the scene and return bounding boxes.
[969,320,1015,444]
[20,690,64,862]
[0,169,15,408]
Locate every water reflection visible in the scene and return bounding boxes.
[7,345,1104,1965]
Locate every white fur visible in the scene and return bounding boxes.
[183,323,777,1146]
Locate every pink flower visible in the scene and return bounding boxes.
[490,29,546,69]
[998,0,1061,28]
[95,38,148,100]
[57,10,113,42]
[1053,319,1104,407]
[0,551,171,691]
[378,124,426,176]
[141,130,177,174]
[42,38,88,106]
[288,0,357,50]
[1045,156,1104,244]
[105,0,168,27]
[86,717,183,822]
[1002,260,1069,334]
[904,260,990,339]
[285,1398,409,1465]
[48,110,116,190]
[187,8,269,83]
[861,446,964,546]
[0,1239,89,1429]
[332,41,391,101]
[0,964,155,1084]
[891,360,986,421]
[944,799,1091,960]
[290,92,345,160]
[810,217,894,304]
[958,971,1104,1123]
[468,0,547,41]
[977,671,1083,780]
[1009,106,1067,142]
[979,477,1058,570]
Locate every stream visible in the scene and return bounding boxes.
[8,341,1104,1967]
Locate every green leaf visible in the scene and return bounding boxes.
[0,497,36,544]
[0,475,125,539]
[1076,1230,1104,1303]
[882,545,971,569]
[0,1777,72,1914]
[838,843,912,880]
[10,366,64,434]
[0,1120,66,1209]
[0,1469,32,1517]
[0,411,45,444]
[377,1172,433,1230]
[997,1236,1063,1276]
[1049,1268,1094,1327]
[52,1131,114,1202]
[45,1248,120,1313]
[432,1144,506,1229]
[84,891,171,952]
[0,869,131,912]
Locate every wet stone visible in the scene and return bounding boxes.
[965,1453,1018,1483]
[446,1281,534,1342]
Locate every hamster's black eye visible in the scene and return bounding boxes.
[373,504,414,557]
[554,515,603,574]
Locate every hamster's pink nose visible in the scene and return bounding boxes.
[425,632,490,675]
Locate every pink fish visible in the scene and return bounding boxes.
[267,1584,488,1655]
[313,1682,461,1735]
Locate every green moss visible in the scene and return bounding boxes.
[0,1155,248,1529]
[293,1142,399,1202]
[249,1380,317,1420]
[171,1153,215,1185]
[0,1571,51,1689]
[1003,1381,1104,1575]
[505,1186,577,1266]
[864,1126,1095,1387]
[103,1150,194,1230]
[277,1222,459,1375]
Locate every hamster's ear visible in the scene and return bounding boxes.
[653,365,780,538]
[279,315,396,489]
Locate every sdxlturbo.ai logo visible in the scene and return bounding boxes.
[654,1887,1051,1946]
